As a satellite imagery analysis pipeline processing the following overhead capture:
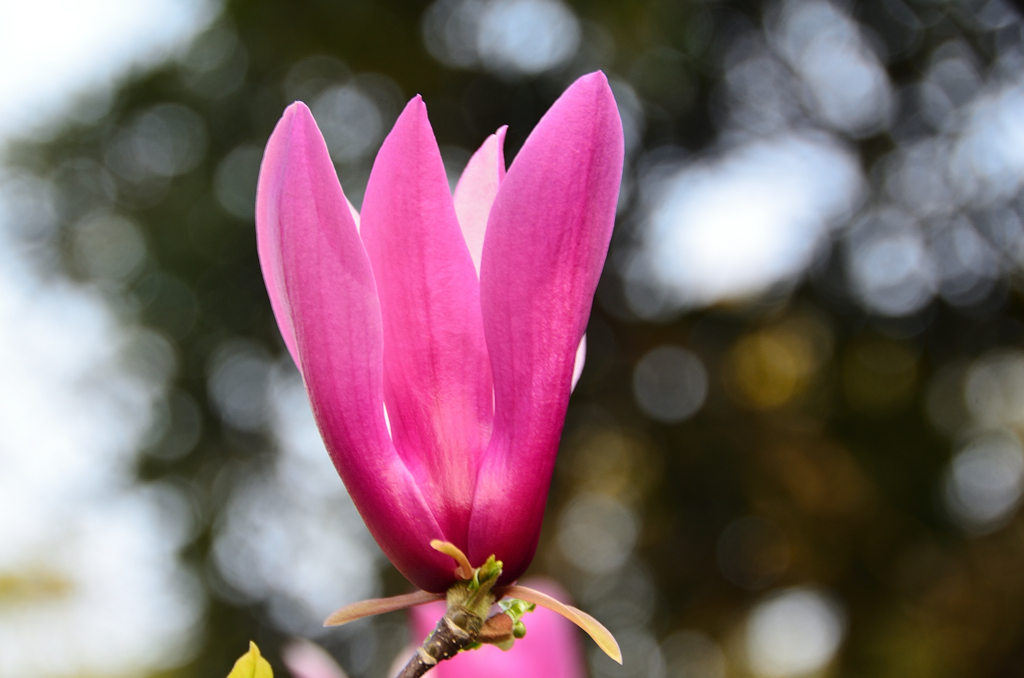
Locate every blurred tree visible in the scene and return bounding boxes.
[7,0,1024,676]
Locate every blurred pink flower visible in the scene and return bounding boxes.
[255,71,623,594]
[409,578,586,678]
[282,639,349,678]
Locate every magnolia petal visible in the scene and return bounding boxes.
[324,590,443,627]
[503,585,622,664]
[361,96,493,548]
[255,103,454,593]
[256,105,304,367]
[469,72,624,580]
[430,539,474,580]
[453,127,507,274]
[571,334,587,392]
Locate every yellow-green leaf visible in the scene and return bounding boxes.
[227,641,273,678]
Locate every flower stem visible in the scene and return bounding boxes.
[396,548,509,677]
[395,605,483,678]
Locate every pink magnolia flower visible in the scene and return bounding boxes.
[409,578,586,678]
[256,71,622,595]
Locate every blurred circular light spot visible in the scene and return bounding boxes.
[0,174,58,241]
[421,0,580,76]
[591,628,663,678]
[114,103,207,180]
[724,51,800,135]
[846,208,936,317]
[976,206,1024,272]
[421,0,486,69]
[662,631,726,678]
[557,494,638,574]
[51,158,118,220]
[477,0,581,76]
[632,345,708,423]
[71,213,147,282]
[725,326,822,409]
[746,587,846,678]
[178,25,248,98]
[580,560,658,629]
[977,0,1018,28]
[964,350,1024,428]
[312,85,384,163]
[717,516,790,590]
[949,82,1024,206]
[214,144,263,220]
[207,340,273,432]
[884,139,956,217]
[773,0,892,136]
[122,327,178,387]
[629,134,861,314]
[930,217,1000,309]
[944,429,1024,534]
[928,54,981,112]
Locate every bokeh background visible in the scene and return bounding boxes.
[3,0,1024,676]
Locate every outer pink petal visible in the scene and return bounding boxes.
[360,96,493,551]
[255,103,454,593]
[453,127,507,274]
[409,578,586,678]
[256,104,302,367]
[469,72,624,579]
[571,335,587,392]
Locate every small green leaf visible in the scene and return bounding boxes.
[493,638,515,651]
[469,554,502,591]
[227,641,273,678]
[477,555,502,583]
[498,598,536,621]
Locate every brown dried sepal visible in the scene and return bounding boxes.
[478,612,515,644]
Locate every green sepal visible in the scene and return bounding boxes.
[499,598,536,620]
[444,553,505,634]
[470,555,502,591]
